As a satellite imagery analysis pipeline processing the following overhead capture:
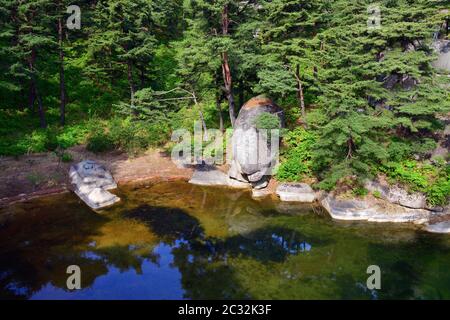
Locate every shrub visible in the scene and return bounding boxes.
[253,112,281,130]
[86,129,114,153]
[353,187,368,197]
[276,128,316,182]
[380,160,450,206]
[373,190,382,199]
[61,152,73,163]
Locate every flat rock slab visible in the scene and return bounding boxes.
[189,166,250,189]
[276,183,316,202]
[425,221,450,234]
[252,188,272,199]
[321,195,433,224]
[70,160,120,210]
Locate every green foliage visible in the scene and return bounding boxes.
[353,187,369,197]
[253,112,281,130]
[373,190,382,199]
[276,128,316,182]
[86,117,169,155]
[380,160,450,206]
[86,129,115,153]
[60,152,73,163]
[0,0,448,209]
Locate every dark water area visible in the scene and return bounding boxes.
[0,181,449,300]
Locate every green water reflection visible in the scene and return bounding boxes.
[0,181,449,299]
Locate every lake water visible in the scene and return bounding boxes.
[1,181,449,299]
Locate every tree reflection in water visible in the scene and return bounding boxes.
[1,182,450,299]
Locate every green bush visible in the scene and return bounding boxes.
[373,190,382,199]
[61,152,73,163]
[276,128,316,182]
[253,112,281,130]
[86,129,114,153]
[380,160,450,206]
[86,117,170,155]
[353,187,368,197]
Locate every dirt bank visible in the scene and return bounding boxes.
[0,145,193,206]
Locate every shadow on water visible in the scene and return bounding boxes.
[0,194,111,299]
[120,204,333,299]
[1,182,450,299]
[125,205,204,242]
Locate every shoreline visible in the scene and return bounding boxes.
[1,147,449,233]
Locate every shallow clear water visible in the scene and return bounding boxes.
[0,181,449,300]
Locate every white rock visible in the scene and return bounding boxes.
[425,221,450,234]
[189,166,229,186]
[70,160,120,210]
[189,165,251,189]
[321,195,433,224]
[74,187,120,210]
[365,180,427,209]
[251,188,271,199]
[276,183,316,202]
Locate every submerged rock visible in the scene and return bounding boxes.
[228,96,284,189]
[276,183,316,203]
[70,160,120,210]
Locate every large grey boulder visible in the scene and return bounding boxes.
[276,183,316,203]
[70,160,120,210]
[228,96,284,188]
[365,180,427,209]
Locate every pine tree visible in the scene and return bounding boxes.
[310,0,450,189]
[257,0,328,123]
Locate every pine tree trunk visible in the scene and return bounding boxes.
[216,92,224,133]
[221,5,236,127]
[58,17,66,126]
[295,64,306,126]
[127,60,135,104]
[29,49,46,128]
[36,88,46,129]
[238,78,244,109]
[28,81,36,114]
[139,65,146,89]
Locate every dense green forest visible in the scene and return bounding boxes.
[0,0,449,204]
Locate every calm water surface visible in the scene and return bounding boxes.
[0,181,449,299]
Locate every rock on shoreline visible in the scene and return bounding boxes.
[70,160,120,210]
[276,183,316,202]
